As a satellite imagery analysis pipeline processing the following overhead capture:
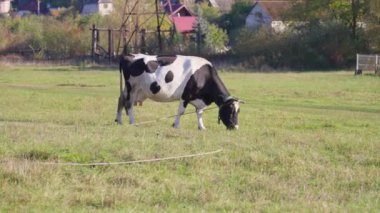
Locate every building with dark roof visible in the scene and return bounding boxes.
[81,0,113,16]
[245,1,293,32]
[162,0,197,34]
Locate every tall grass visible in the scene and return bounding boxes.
[0,65,379,211]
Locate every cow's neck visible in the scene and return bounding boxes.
[210,75,231,107]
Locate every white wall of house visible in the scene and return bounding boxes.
[245,3,272,29]
[245,3,288,33]
[82,1,113,16]
[98,2,113,15]
[0,0,11,15]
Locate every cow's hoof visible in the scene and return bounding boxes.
[198,126,206,130]
[172,123,180,129]
[115,119,122,125]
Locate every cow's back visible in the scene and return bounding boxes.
[147,55,212,102]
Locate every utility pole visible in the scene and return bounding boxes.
[155,0,163,53]
[117,0,165,55]
[351,0,359,39]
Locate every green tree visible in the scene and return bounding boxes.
[197,2,221,23]
[220,0,252,31]
[286,0,368,39]
[205,24,229,53]
[192,4,228,54]
[365,0,380,52]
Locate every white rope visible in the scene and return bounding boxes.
[133,106,219,126]
[37,149,223,166]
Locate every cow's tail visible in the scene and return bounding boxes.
[119,60,123,97]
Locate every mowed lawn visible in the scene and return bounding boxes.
[0,64,379,212]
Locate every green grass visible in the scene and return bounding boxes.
[0,64,379,212]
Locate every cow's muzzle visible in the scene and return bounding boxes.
[227,125,239,130]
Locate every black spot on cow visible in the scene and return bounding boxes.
[165,71,174,83]
[150,81,161,94]
[157,55,177,66]
[129,59,146,77]
[181,64,228,106]
[146,61,159,73]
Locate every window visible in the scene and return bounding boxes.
[255,12,263,19]
[103,3,108,9]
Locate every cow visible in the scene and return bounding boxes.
[115,53,241,130]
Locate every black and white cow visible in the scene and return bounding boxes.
[115,53,241,130]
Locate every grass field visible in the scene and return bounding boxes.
[0,64,379,212]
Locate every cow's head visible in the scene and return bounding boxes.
[218,96,241,130]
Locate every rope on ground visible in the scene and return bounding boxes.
[37,149,223,166]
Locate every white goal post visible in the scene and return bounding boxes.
[355,54,379,75]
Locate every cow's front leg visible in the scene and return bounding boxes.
[191,99,208,130]
[173,100,186,128]
[196,108,206,130]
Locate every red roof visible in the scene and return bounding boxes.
[172,16,197,33]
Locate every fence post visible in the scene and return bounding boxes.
[140,29,146,53]
[91,24,97,63]
[108,28,113,64]
[122,25,128,56]
[355,53,362,75]
[196,22,202,55]
[376,55,379,74]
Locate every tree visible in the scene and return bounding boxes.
[197,2,220,23]
[193,4,228,54]
[286,0,368,38]
[365,0,380,52]
[220,0,252,33]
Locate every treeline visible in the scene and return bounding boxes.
[1,0,379,70]
[229,0,380,70]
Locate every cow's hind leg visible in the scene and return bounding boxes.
[173,99,187,128]
[115,95,124,125]
[127,89,139,125]
[115,87,130,125]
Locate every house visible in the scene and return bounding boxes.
[81,0,113,16]
[245,1,293,32]
[0,0,12,16]
[161,0,197,34]
[15,0,69,16]
[190,0,240,13]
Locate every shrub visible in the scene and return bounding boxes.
[42,20,90,59]
[233,22,369,70]
[0,15,93,60]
